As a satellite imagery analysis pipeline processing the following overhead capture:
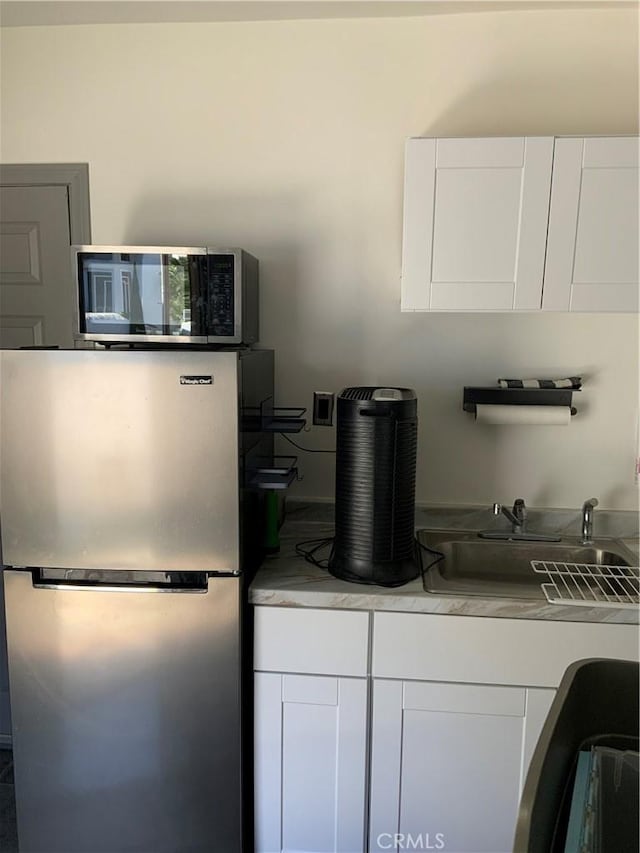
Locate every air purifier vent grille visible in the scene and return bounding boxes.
[340,387,374,401]
[329,387,419,587]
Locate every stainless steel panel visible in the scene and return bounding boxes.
[77,332,209,344]
[72,245,209,253]
[0,349,240,571]
[4,569,243,853]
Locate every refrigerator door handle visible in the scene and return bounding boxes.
[26,568,238,592]
[31,583,208,594]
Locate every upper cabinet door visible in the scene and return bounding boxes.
[401,137,554,311]
[543,137,639,312]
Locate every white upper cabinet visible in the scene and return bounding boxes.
[401,135,639,313]
[543,137,639,312]
[401,136,554,311]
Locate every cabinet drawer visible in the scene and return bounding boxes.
[254,606,370,676]
[373,612,639,686]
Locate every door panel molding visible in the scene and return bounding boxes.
[0,221,42,284]
[0,315,45,347]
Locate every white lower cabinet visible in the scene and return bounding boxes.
[368,611,637,852]
[254,606,638,853]
[368,679,555,853]
[254,672,368,853]
[253,606,371,853]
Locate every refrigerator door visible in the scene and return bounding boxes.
[4,569,243,853]
[0,349,240,571]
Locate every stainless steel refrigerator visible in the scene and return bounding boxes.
[0,347,274,853]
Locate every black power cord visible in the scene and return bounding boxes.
[295,537,335,569]
[416,538,445,575]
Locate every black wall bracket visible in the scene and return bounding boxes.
[463,386,578,416]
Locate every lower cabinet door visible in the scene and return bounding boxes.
[254,672,368,853]
[369,679,552,853]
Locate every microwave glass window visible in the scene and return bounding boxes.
[78,253,196,337]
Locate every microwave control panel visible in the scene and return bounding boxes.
[208,254,235,337]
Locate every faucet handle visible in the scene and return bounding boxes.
[492,503,502,516]
[513,498,527,522]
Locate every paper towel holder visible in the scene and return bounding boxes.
[462,386,578,416]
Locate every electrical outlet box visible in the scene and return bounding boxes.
[313,392,334,426]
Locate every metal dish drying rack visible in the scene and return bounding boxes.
[532,560,640,610]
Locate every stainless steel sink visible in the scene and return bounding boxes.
[418,530,637,600]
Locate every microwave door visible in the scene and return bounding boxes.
[73,246,209,344]
[0,348,241,572]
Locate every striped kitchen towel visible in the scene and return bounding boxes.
[497,377,582,390]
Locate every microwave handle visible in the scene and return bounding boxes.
[192,254,209,334]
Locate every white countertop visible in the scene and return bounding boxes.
[249,501,640,624]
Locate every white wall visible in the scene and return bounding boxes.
[1,8,638,509]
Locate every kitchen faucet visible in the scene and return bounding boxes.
[493,499,527,534]
[479,498,561,542]
[580,498,598,545]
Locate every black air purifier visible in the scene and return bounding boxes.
[329,387,419,587]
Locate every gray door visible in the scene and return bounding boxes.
[4,569,243,853]
[0,165,90,347]
[0,164,91,742]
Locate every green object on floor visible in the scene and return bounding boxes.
[264,490,280,554]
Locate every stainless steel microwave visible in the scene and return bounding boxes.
[73,245,259,345]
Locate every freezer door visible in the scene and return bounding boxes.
[4,570,243,853]
[0,349,240,571]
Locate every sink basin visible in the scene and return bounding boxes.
[418,530,637,600]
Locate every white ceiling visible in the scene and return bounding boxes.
[0,0,636,28]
